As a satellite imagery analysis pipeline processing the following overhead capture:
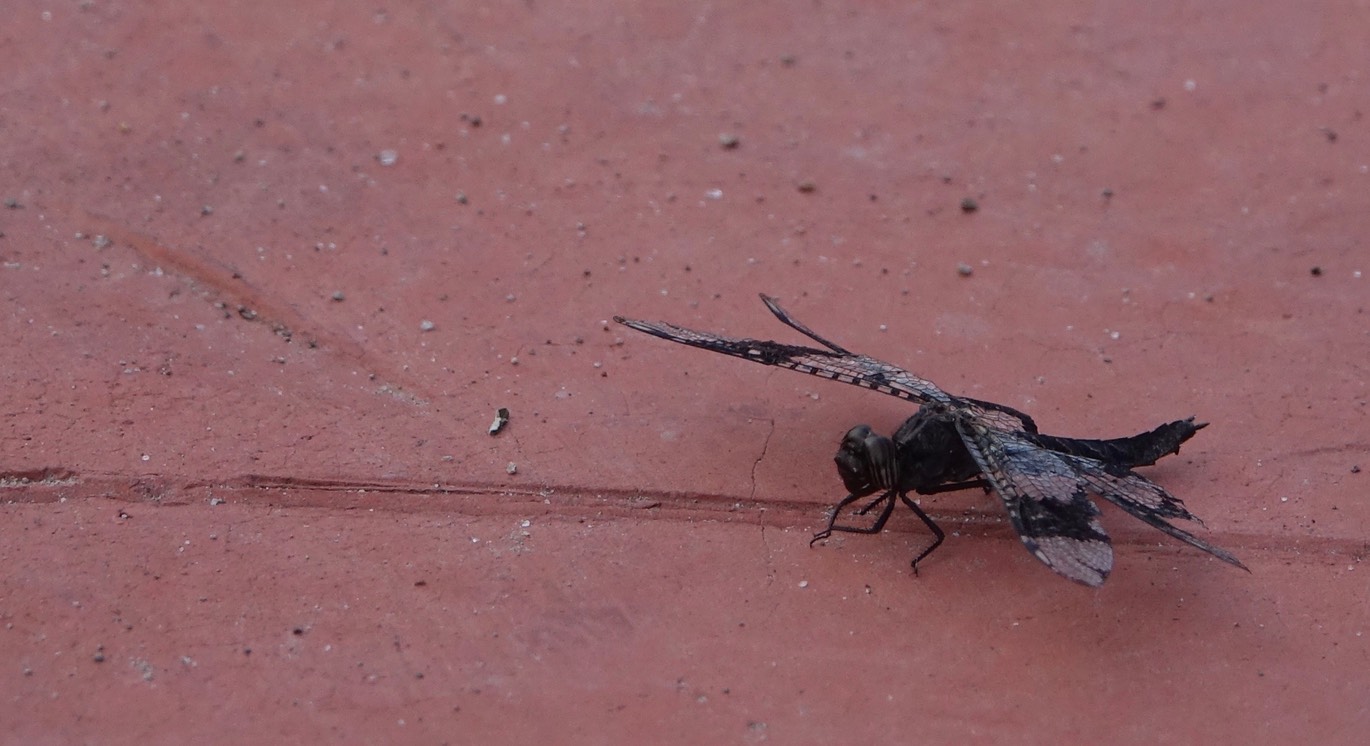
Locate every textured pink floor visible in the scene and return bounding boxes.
[3,2,1367,743]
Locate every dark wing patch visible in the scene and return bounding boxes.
[614,317,953,406]
[1062,454,1250,571]
[955,419,1114,587]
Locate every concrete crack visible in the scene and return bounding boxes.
[748,418,776,501]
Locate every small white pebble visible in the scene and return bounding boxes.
[419,320,436,332]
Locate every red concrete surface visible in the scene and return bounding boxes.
[3,1,1367,743]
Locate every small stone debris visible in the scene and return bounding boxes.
[331,290,345,302]
[718,133,740,149]
[960,197,979,213]
[419,320,436,332]
[1310,266,1323,277]
[796,180,817,194]
[505,462,518,475]
[956,263,974,277]
[377,149,398,166]
[489,407,511,436]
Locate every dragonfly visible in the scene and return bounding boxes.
[615,294,1248,587]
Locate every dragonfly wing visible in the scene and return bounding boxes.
[955,417,1114,587]
[961,399,1039,434]
[1062,455,1248,571]
[615,315,952,406]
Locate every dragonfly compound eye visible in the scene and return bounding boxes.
[835,425,898,496]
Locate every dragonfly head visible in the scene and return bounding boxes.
[834,424,899,497]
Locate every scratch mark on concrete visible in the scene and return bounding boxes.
[75,209,432,405]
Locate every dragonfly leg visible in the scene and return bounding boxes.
[854,491,892,516]
[898,493,947,575]
[810,489,897,546]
